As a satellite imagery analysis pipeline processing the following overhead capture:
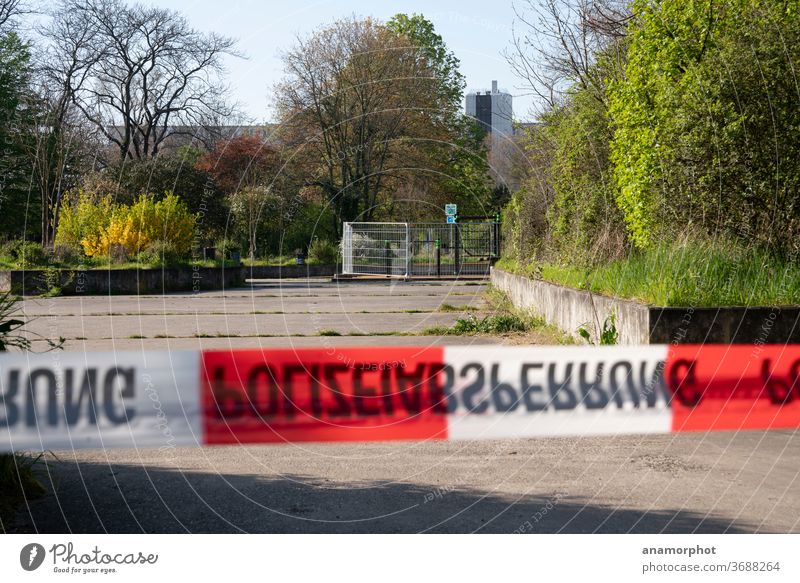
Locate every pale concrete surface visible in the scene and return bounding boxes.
[12,431,799,533]
[18,280,492,350]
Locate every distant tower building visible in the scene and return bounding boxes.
[465,80,513,138]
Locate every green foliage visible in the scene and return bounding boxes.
[386,13,465,112]
[318,329,341,336]
[54,191,112,249]
[277,202,337,257]
[0,292,26,351]
[15,241,48,268]
[609,0,800,254]
[454,314,528,334]
[0,291,63,351]
[600,313,619,345]
[307,238,338,265]
[0,32,36,241]
[214,238,241,257]
[442,116,493,214]
[578,313,619,345]
[437,303,478,313]
[537,238,800,307]
[503,0,800,304]
[542,86,627,262]
[505,76,628,268]
[0,240,49,268]
[133,241,183,267]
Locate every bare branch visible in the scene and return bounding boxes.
[504,0,630,113]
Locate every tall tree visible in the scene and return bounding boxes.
[47,0,239,161]
[0,31,35,240]
[386,13,491,217]
[275,17,442,233]
[24,2,101,247]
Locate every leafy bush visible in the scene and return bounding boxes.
[609,0,800,254]
[55,191,113,250]
[307,238,338,265]
[134,241,184,267]
[58,192,196,260]
[52,244,80,265]
[15,242,48,268]
[214,238,241,258]
[0,240,49,268]
[0,239,23,260]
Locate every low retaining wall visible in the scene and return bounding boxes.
[1,267,244,295]
[491,268,800,344]
[491,268,650,344]
[0,264,337,295]
[244,264,336,279]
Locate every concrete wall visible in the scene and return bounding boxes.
[1,267,244,295]
[649,307,800,344]
[0,265,338,295]
[491,268,800,344]
[491,268,650,344]
[244,264,336,279]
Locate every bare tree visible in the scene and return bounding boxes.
[47,0,239,161]
[505,0,630,110]
[25,3,101,246]
[0,0,27,30]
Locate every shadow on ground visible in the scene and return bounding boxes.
[8,458,751,534]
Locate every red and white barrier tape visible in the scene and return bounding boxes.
[2,345,799,450]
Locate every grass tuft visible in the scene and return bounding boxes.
[437,303,478,313]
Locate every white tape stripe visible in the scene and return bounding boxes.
[0,351,201,451]
[442,345,672,439]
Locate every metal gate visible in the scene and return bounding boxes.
[342,221,499,277]
[341,222,410,277]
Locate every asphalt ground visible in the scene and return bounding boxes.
[7,278,800,533]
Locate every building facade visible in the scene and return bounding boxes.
[465,80,513,139]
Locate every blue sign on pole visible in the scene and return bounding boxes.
[447,215,456,224]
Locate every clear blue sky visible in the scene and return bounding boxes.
[158,0,536,123]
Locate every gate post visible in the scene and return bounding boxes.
[435,238,441,278]
[454,224,461,275]
[404,222,410,278]
[493,213,501,260]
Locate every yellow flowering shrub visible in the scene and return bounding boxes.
[55,191,114,250]
[57,191,196,260]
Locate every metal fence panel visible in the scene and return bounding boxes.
[342,221,499,277]
[341,222,409,277]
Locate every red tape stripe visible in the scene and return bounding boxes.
[665,345,800,432]
[201,347,448,444]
